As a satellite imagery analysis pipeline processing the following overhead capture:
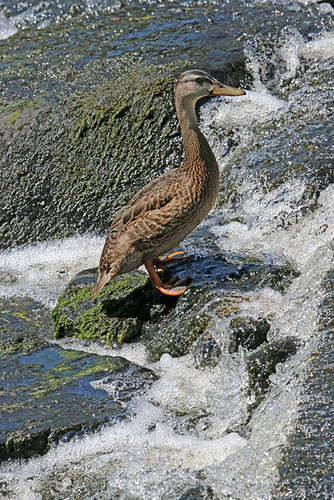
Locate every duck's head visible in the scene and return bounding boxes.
[176,69,246,102]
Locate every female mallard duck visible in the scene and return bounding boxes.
[92,69,245,298]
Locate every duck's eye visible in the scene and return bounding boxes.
[194,77,210,86]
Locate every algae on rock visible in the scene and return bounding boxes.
[0,348,157,460]
[0,60,192,249]
[52,271,175,344]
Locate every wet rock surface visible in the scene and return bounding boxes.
[0,342,157,460]
[0,297,157,460]
[0,249,300,461]
[228,316,271,353]
[52,270,178,344]
[246,338,298,409]
[0,57,248,250]
[0,61,184,248]
[52,253,296,359]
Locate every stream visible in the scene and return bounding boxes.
[0,0,334,498]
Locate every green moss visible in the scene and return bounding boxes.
[0,98,38,127]
[52,273,152,344]
[29,356,120,399]
[0,336,41,356]
[0,351,122,410]
[0,99,31,114]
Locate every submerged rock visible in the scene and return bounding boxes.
[0,345,157,460]
[228,316,271,353]
[0,297,52,356]
[192,332,222,369]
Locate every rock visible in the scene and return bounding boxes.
[51,253,295,362]
[52,264,243,360]
[177,485,214,500]
[0,297,52,356]
[0,60,189,249]
[192,332,222,369]
[142,283,242,362]
[0,344,157,459]
[52,270,177,344]
[228,316,271,353]
[4,430,49,460]
[246,338,297,407]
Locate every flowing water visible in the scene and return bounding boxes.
[0,0,334,498]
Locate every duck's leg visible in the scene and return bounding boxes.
[144,257,186,297]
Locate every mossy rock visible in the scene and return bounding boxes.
[52,271,176,344]
[0,326,48,356]
[0,59,192,249]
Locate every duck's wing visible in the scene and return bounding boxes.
[115,189,173,230]
[92,170,187,299]
[109,170,183,233]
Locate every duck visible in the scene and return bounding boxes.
[92,69,245,299]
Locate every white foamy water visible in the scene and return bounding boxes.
[278,29,334,82]
[0,351,248,499]
[0,234,104,307]
[0,10,17,40]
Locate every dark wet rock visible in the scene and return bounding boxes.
[246,338,297,406]
[142,283,241,362]
[320,268,334,330]
[178,485,215,500]
[275,278,334,499]
[228,316,271,353]
[168,253,298,294]
[4,430,49,460]
[52,263,242,360]
[0,298,52,355]
[192,332,222,369]
[236,261,299,293]
[0,345,157,460]
[0,324,48,356]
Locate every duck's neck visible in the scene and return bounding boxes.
[175,94,218,174]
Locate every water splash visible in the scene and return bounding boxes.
[0,10,17,40]
[0,234,104,307]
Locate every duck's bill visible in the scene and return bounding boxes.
[210,83,246,96]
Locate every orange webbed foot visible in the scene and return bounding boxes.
[144,257,189,297]
[154,251,187,269]
[157,284,187,296]
[156,276,189,296]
